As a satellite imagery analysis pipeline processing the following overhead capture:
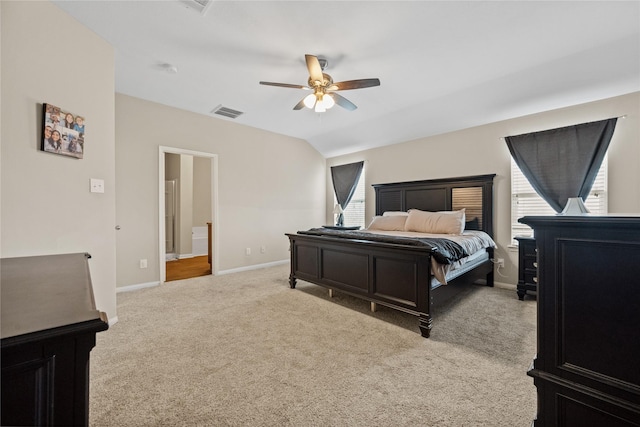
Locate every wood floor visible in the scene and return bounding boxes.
[166,256,211,282]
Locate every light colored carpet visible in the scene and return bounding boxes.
[90,264,537,426]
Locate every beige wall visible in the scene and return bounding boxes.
[327,92,640,286]
[5,0,637,314]
[1,1,117,319]
[115,94,325,288]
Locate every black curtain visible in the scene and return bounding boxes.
[505,118,617,212]
[330,161,364,226]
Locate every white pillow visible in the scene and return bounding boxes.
[382,211,409,217]
[404,208,466,235]
[367,215,407,231]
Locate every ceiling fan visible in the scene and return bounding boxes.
[259,54,381,112]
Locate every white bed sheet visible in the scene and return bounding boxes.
[360,229,496,284]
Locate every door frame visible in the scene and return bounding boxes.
[158,146,219,283]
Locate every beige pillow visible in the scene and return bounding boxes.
[404,208,466,235]
[382,211,409,217]
[367,215,407,231]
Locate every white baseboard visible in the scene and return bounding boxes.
[108,316,119,326]
[176,253,208,259]
[494,281,516,290]
[473,279,514,290]
[217,259,288,276]
[116,281,160,293]
[115,261,287,294]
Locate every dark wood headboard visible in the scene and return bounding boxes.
[372,174,496,237]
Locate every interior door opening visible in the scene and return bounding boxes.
[159,147,219,284]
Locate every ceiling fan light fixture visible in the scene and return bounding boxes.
[303,93,317,109]
[322,93,335,109]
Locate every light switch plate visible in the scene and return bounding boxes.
[90,178,105,193]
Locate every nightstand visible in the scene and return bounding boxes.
[515,236,537,300]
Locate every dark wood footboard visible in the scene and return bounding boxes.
[287,174,496,338]
[287,233,494,337]
[287,233,436,337]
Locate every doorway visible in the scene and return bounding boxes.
[158,146,219,284]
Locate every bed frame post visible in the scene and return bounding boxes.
[419,315,432,338]
[289,239,297,289]
[486,247,495,287]
[486,271,494,287]
[416,253,433,338]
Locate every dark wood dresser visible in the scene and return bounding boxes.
[519,216,640,426]
[515,236,537,300]
[1,253,109,427]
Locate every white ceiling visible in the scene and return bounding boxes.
[53,1,640,158]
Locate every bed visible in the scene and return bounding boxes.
[286,174,496,338]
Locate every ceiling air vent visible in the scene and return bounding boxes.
[181,0,214,16]
[211,105,243,119]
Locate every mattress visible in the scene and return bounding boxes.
[361,229,496,285]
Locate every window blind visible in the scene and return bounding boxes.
[340,169,365,228]
[452,187,483,230]
[511,157,607,242]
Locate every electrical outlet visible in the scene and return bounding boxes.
[245,248,251,256]
[139,259,148,268]
[90,178,105,193]
[497,258,504,268]
[260,245,266,254]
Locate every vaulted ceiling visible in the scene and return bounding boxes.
[53,1,640,158]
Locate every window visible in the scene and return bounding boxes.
[337,167,365,228]
[511,157,607,242]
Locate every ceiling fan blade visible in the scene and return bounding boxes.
[331,93,357,111]
[259,81,309,90]
[293,98,306,110]
[328,78,380,91]
[305,54,324,84]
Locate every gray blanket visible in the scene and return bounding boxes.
[298,228,468,265]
